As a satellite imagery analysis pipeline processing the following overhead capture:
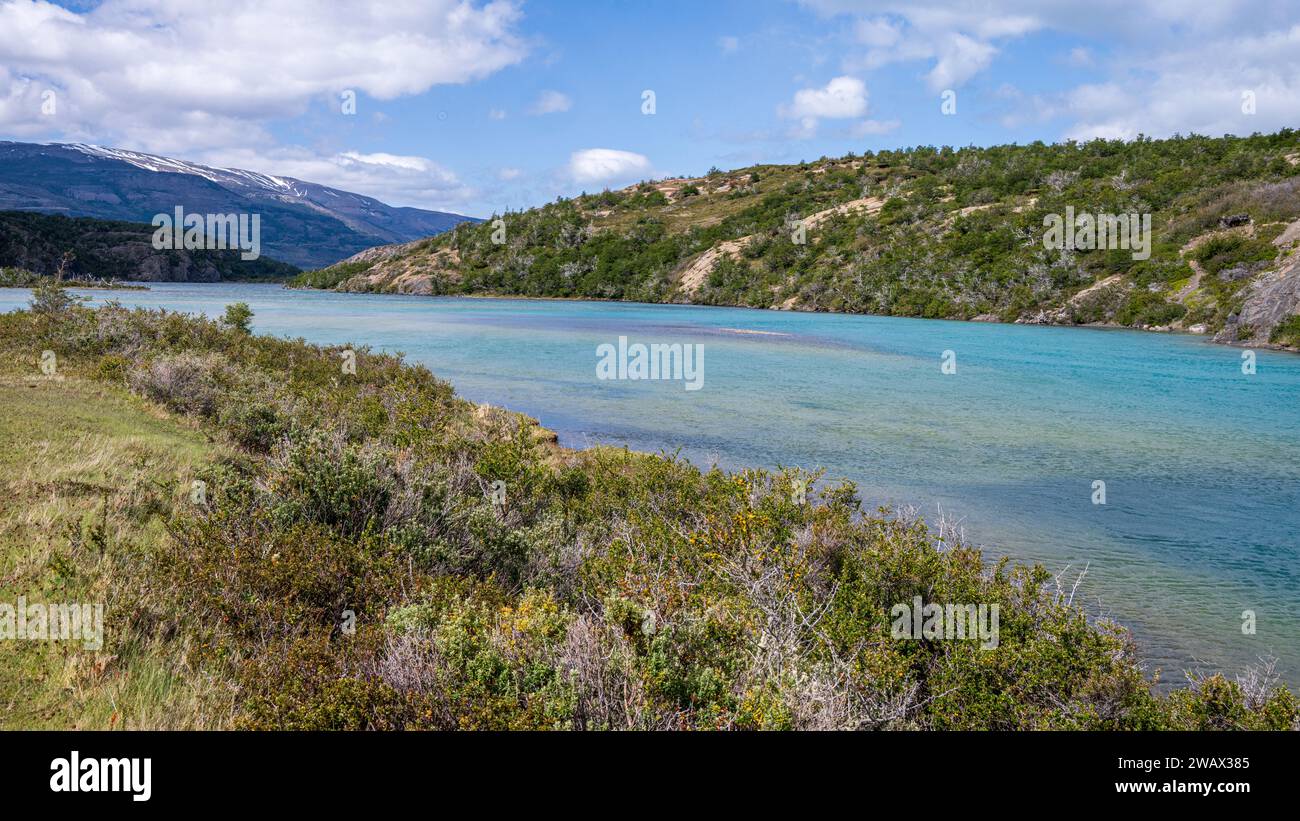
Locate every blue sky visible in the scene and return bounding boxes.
[2,1,1299,216]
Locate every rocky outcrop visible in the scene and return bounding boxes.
[1215,252,1300,346]
[1211,217,1300,347]
[335,245,460,295]
[676,238,753,295]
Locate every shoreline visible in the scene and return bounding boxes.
[285,281,1300,353]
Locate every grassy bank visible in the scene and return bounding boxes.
[1,289,1295,730]
[0,370,233,728]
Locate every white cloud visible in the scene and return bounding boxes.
[194,146,476,211]
[0,0,527,154]
[779,75,869,138]
[989,24,1300,142]
[1065,46,1093,67]
[850,118,900,137]
[568,148,651,185]
[498,167,522,180]
[802,1,1255,92]
[853,18,901,48]
[805,1,1038,90]
[1061,27,1300,141]
[799,1,1300,140]
[529,89,572,115]
[782,76,869,120]
[925,33,997,92]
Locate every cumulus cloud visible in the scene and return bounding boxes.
[568,148,651,185]
[925,33,997,91]
[1060,26,1300,141]
[987,22,1300,141]
[0,0,527,145]
[0,0,527,209]
[798,0,1300,139]
[194,146,476,212]
[529,90,573,115]
[850,118,900,137]
[779,75,869,138]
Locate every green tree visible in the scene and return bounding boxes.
[222,302,254,334]
[29,251,80,315]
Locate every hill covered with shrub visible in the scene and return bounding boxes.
[0,210,299,282]
[296,130,1300,349]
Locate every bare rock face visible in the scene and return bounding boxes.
[392,274,435,295]
[1216,252,1300,345]
[107,244,222,282]
[335,239,425,267]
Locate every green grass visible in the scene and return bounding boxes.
[0,375,233,728]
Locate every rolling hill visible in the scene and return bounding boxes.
[0,210,299,282]
[296,130,1300,350]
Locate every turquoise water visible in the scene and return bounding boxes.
[5,282,1298,686]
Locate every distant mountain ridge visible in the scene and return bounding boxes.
[0,142,479,269]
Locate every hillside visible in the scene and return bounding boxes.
[2,291,1294,729]
[0,211,299,282]
[0,142,479,269]
[296,130,1300,350]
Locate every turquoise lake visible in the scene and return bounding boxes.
[4,282,1298,687]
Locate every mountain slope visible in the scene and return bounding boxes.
[0,211,299,282]
[0,142,479,269]
[296,130,1300,349]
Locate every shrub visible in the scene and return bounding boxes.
[221,302,254,334]
[1115,290,1187,326]
[128,352,230,417]
[29,277,81,315]
[219,398,288,453]
[1270,314,1300,346]
[1190,234,1277,275]
[273,433,393,538]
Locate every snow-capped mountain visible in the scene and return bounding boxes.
[0,141,479,269]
